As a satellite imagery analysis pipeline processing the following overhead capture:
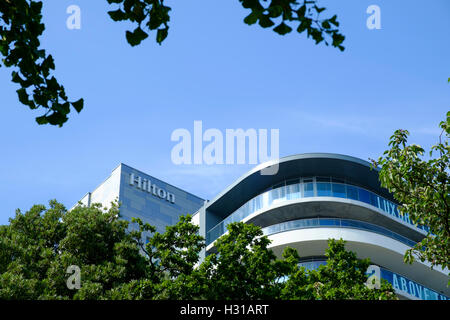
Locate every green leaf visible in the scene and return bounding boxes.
[11,71,22,84]
[156,28,168,45]
[17,88,29,105]
[54,102,71,115]
[126,27,149,46]
[322,20,331,29]
[297,5,307,18]
[244,11,260,25]
[35,115,49,125]
[46,76,59,92]
[273,23,292,36]
[258,15,274,28]
[72,98,84,113]
[41,55,55,72]
[46,112,68,126]
[314,5,326,13]
[329,15,339,27]
[297,18,311,33]
[267,6,283,19]
[108,9,127,21]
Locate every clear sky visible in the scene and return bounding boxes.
[0,0,449,225]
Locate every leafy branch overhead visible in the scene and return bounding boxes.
[371,111,450,273]
[1,0,344,126]
[240,0,345,49]
[107,0,345,50]
[0,0,84,126]
[106,0,171,46]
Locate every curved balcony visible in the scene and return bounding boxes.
[297,260,449,300]
[261,218,417,248]
[206,178,429,245]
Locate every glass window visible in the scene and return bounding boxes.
[340,220,352,227]
[317,182,332,196]
[270,186,286,204]
[347,185,358,200]
[332,183,346,198]
[248,198,257,214]
[358,188,371,204]
[261,192,270,208]
[320,218,339,226]
[304,182,314,197]
[286,183,301,200]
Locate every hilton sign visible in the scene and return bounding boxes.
[129,173,176,204]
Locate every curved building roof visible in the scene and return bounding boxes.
[205,153,395,219]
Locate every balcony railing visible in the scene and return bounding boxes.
[261,217,417,248]
[206,178,429,246]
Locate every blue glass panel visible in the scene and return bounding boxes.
[332,183,346,198]
[254,195,262,211]
[317,182,332,196]
[339,220,350,227]
[346,185,358,200]
[304,183,314,197]
[358,188,371,204]
[319,218,339,226]
[269,186,286,204]
[286,183,301,200]
[370,193,379,207]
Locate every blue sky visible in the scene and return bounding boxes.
[0,0,449,224]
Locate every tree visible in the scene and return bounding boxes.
[193,223,396,300]
[0,200,206,300]
[0,201,149,299]
[193,222,291,299]
[1,1,344,126]
[371,111,450,274]
[0,200,395,300]
[281,239,395,300]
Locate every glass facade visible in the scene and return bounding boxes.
[261,218,417,248]
[206,177,429,245]
[296,260,449,301]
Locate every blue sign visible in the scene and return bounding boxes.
[381,268,448,300]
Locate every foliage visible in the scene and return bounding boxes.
[106,0,345,50]
[1,1,343,126]
[371,112,450,273]
[194,222,291,299]
[194,223,395,300]
[0,201,396,300]
[282,239,396,300]
[0,0,84,126]
[0,201,146,299]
